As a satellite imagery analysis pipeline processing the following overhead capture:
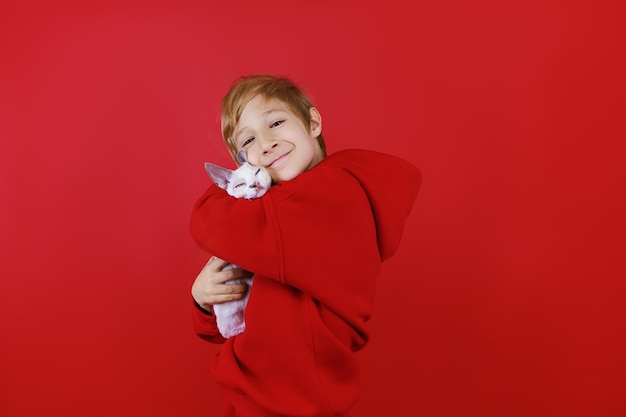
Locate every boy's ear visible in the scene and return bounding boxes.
[309,107,322,137]
[204,162,233,190]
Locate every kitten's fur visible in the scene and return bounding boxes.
[203,152,271,338]
[205,160,272,200]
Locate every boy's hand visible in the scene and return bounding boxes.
[191,256,252,311]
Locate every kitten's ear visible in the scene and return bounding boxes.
[204,162,233,190]
[236,150,248,165]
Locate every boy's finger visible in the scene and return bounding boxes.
[206,256,230,270]
[217,283,248,295]
[224,268,254,280]
[211,291,246,304]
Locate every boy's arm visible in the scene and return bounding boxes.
[190,150,420,322]
[190,164,379,322]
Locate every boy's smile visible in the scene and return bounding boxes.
[234,96,324,183]
[268,151,291,169]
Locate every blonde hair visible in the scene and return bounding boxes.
[221,74,326,163]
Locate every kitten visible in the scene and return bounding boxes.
[203,152,272,338]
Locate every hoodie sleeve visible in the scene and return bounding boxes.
[191,300,226,344]
[189,149,420,321]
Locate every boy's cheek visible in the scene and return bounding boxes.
[245,152,261,166]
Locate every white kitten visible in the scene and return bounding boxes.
[204,161,272,200]
[203,152,271,338]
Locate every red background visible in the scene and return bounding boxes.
[1,1,625,416]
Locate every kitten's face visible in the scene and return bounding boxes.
[225,163,272,199]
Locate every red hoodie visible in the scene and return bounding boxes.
[190,149,421,417]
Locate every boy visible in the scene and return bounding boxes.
[190,74,421,416]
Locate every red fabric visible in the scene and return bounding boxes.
[190,149,421,416]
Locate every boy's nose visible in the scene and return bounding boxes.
[259,135,278,154]
[262,143,278,154]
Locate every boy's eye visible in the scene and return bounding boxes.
[270,120,284,128]
[242,137,254,147]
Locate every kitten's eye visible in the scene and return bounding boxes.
[270,120,284,128]
[254,169,260,175]
[234,183,245,188]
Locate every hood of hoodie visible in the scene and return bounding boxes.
[323,149,422,261]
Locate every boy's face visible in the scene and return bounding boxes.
[233,95,324,183]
